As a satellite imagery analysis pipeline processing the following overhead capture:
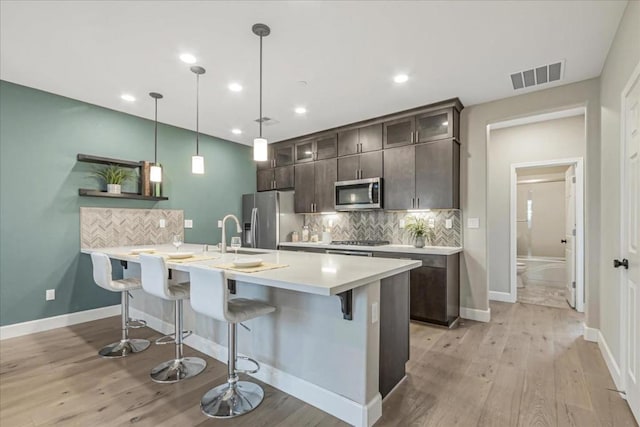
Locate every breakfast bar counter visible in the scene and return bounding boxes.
[81,244,420,427]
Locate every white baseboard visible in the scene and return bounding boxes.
[0,305,121,340]
[129,308,380,427]
[460,306,491,323]
[489,290,516,303]
[583,325,599,342]
[597,330,624,392]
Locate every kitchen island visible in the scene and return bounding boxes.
[81,244,420,427]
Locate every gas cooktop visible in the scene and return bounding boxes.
[330,240,390,246]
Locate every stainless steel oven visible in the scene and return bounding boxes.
[334,177,382,211]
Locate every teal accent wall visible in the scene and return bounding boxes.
[0,80,256,326]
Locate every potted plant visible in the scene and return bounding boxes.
[404,216,436,248]
[92,164,134,194]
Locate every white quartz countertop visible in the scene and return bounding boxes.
[81,244,421,296]
[279,242,463,256]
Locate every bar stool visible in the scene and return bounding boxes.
[90,252,150,358]
[189,265,276,418]
[139,254,206,383]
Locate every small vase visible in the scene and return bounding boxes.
[107,184,121,194]
[414,236,425,248]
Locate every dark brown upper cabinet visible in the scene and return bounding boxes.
[295,134,337,163]
[338,124,382,157]
[415,108,456,144]
[257,165,294,192]
[383,117,416,148]
[384,107,459,148]
[274,143,295,167]
[294,159,337,213]
[384,139,460,210]
[337,151,383,182]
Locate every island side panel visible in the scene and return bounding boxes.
[379,271,410,398]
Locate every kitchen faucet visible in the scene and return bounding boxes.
[220,214,243,254]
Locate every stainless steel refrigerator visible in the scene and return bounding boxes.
[242,191,302,249]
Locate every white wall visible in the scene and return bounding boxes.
[599,0,640,372]
[460,78,600,327]
[488,116,585,293]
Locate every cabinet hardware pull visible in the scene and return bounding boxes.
[360,169,363,179]
[355,169,359,180]
[415,131,419,142]
[410,132,414,144]
[417,198,419,208]
[411,198,415,208]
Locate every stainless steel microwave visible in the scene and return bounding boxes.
[334,177,382,211]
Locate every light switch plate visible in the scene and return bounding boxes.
[159,219,166,228]
[399,219,406,229]
[217,220,223,228]
[46,289,55,301]
[467,217,480,229]
[445,219,453,229]
[184,219,193,229]
[428,218,435,228]
[371,302,379,324]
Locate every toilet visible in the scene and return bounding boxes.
[517,262,527,288]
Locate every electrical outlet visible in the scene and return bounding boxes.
[428,217,435,228]
[399,219,406,229]
[159,219,166,228]
[467,218,480,229]
[371,302,379,323]
[46,289,55,301]
[445,219,453,229]
[217,220,223,228]
[184,219,193,229]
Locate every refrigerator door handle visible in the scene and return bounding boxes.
[251,208,258,248]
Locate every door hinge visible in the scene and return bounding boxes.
[572,281,576,289]
[572,229,576,236]
[572,176,576,184]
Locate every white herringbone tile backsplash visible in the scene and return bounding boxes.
[80,207,184,249]
[304,210,462,246]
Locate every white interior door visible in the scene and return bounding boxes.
[622,67,640,422]
[565,165,576,308]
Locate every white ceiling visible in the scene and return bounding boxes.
[0,1,627,146]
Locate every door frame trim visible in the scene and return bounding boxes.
[618,59,640,398]
[508,156,585,312]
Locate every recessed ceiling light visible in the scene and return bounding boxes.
[393,74,409,84]
[231,128,242,135]
[295,107,307,115]
[179,53,197,64]
[228,83,243,92]
[120,94,136,102]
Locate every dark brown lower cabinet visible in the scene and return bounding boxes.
[374,252,459,327]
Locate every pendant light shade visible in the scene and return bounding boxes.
[190,66,206,174]
[252,23,270,162]
[253,138,268,161]
[149,92,163,183]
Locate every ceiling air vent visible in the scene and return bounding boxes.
[510,61,564,90]
[255,117,280,126]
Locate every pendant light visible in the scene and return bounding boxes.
[190,66,206,174]
[149,92,163,183]
[252,23,270,162]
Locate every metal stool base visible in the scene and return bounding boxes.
[150,357,206,384]
[99,338,150,358]
[201,381,265,418]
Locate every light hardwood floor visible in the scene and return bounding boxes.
[1,302,636,427]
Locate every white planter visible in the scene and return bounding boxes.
[107,184,121,194]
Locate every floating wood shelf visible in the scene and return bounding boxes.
[77,153,141,168]
[78,189,168,201]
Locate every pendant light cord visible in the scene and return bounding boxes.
[196,73,200,155]
[154,97,158,164]
[259,34,263,138]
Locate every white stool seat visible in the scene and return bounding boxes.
[89,252,150,358]
[165,282,191,300]
[227,298,276,323]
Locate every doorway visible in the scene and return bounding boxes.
[510,158,584,312]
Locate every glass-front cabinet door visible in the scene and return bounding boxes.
[274,143,294,167]
[295,139,314,163]
[383,117,415,148]
[315,134,337,160]
[415,108,454,143]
